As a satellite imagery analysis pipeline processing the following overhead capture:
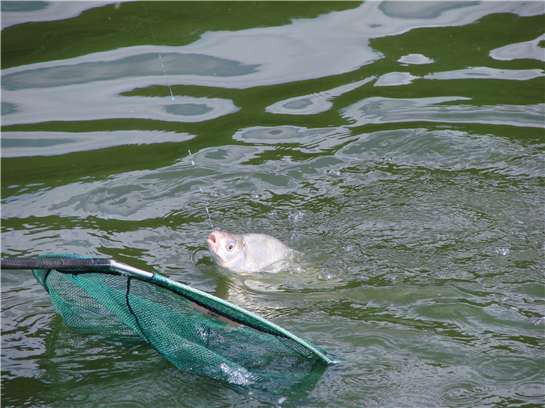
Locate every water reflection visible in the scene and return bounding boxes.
[343,96,545,128]
[1,101,17,115]
[1,271,52,380]
[1,1,116,28]
[1,85,238,124]
[336,128,545,178]
[1,130,194,157]
[424,67,544,81]
[378,1,480,20]
[266,77,375,115]
[397,53,434,65]
[375,72,417,87]
[2,53,259,90]
[234,126,352,153]
[1,1,48,12]
[2,1,542,128]
[164,103,212,116]
[490,33,545,62]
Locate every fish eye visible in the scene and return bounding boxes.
[226,242,235,251]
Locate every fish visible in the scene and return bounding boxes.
[207,230,294,273]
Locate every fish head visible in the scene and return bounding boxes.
[207,230,245,269]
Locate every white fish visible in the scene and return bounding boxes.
[207,230,293,273]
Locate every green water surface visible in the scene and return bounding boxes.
[1,1,544,407]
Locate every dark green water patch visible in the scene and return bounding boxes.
[1,142,187,196]
[1,213,204,236]
[370,13,545,71]
[1,1,358,69]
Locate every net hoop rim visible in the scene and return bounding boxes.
[1,256,333,365]
[110,260,334,365]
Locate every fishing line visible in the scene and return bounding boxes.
[144,4,175,102]
[157,54,175,102]
[205,205,214,229]
[145,5,214,231]
[188,148,215,230]
[188,148,195,166]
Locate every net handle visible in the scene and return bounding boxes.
[0,257,154,280]
[1,257,112,270]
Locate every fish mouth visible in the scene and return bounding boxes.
[207,231,219,249]
[207,232,217,245]
[207,232,223,262]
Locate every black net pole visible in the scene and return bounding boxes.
[0,257,112,271]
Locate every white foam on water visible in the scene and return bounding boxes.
[219,363,256,386]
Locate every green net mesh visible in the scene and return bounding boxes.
[32,255,329,398]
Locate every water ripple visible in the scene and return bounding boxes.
[477,355,542,383]
[343,96,545,128]
[1,131,194,157]
[266,76,375,115]
[425,66,545,81]
[2,2,544,407]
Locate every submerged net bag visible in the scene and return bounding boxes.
[13,254,332,397]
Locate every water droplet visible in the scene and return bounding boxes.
[530,316,545,325]
[288,210,304,223]
[495,247,510,256]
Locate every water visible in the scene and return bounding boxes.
[1,2,544,407]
